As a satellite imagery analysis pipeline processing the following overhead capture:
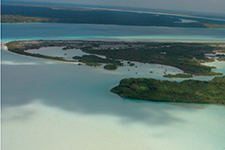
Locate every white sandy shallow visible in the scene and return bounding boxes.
[1,42,9,51]
[1,42,84,65]
[2,100,225,150]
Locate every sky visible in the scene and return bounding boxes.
[3,0,225,14]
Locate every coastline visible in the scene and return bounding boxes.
[3,39,225,75]
[1,41,85,65]
[1,42,9,51]
[111,76,225,105]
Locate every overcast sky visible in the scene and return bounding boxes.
[4,0,225,14]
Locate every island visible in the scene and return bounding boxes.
[5,40,225,75]
[111,76,225,105]
[73,55,123,69]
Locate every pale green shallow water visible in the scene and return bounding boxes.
[1,23,225,150]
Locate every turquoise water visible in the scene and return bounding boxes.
[1,23,225,150]
[2,23,225,42]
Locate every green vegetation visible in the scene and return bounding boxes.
[217,50,225,53]
[5,40,225,75]
[85,62,102,67]
[217,58,225,61]
[72,55,123,69]
[202,23,225,28]
[1,15,58,23]
[127,62,135,66]
[215,53,225,61]
[6,40,225,75]
[111,76,225,105]
[163,73,193,78]
[82,43,223,76]
[200,58,215,63]
[2,4,225,28]
[104,64,118,70]
[6,41,68,61]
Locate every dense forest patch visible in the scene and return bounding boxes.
[111,76,225,105]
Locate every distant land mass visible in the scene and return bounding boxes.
[2,3,225,28]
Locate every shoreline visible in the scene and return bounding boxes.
[111,77,225,105]
[1,42,9,51]
[2,39,225,75]
[1,41,85,65]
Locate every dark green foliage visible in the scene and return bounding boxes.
[82,43,222,75]
[6,41,66,61]
[73,55,123,69]
[164,73,193,78]
[9,48,65,60]
[104,64,118,70]
[127,62,135,66]
[6,40,224,76]
[85,62,102,67]
[73,55,122,65]
[1,15,58,23]
[111,77,225,105]
[0,4,207,28]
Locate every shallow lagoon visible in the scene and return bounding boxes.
[1,23,225,150]
[2,23,225,42]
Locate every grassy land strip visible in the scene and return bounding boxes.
[0,4,209,28]
[202,23,225,28]
[73,55,123,69]
[5,40,225,75]
[81,43,223,76]
[6,41,71,62]
[163,73,193,78]
[111,76,225,105]
[104,64,118,70]
[2,15,58,23]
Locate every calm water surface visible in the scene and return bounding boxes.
[1,23,225,150]
[2,23,225,42]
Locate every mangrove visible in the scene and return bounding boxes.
[111,76,225,105]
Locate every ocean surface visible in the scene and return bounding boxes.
[2,23,225,42]
[1,23,225,150]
